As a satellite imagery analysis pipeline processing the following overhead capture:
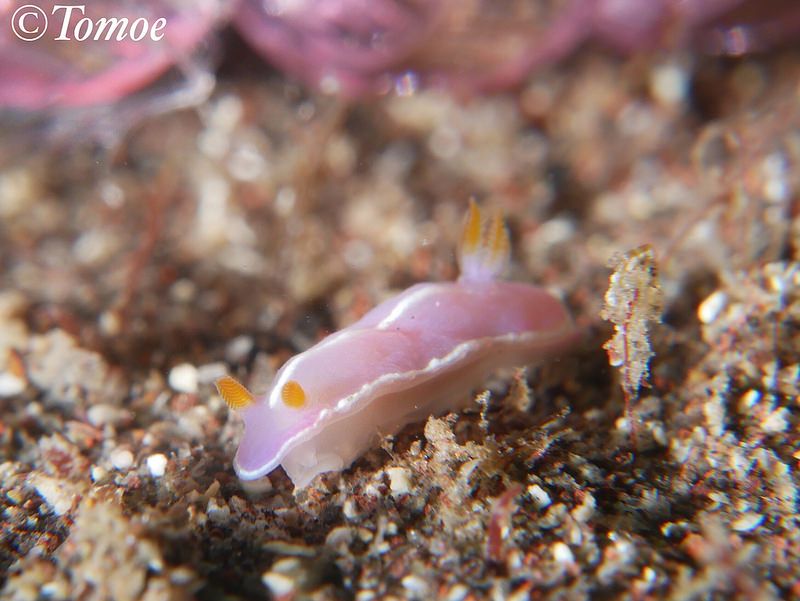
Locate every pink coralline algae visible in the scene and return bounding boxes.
[235,0,800,96]
[1,0,798,109]
[0,1,226,109]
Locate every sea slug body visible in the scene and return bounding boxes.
[216,201,577,488]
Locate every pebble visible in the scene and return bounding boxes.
[0,372,25,397]
[207,497,231,522]
[386,467,412,496]
[87,403,130,427]
[91,465,109,483]
[169,567,196,586]
[110,447,134,471]
[761,407,789,433]
[240,477,273,495]
[650,62,689,107]
[731,512,764,532]
[225,335,254,363]
[552,541,575,564]
[642,566,657,584]
[169,278,197,302]
[325,526,356,547]
[168,363,199,394]
[32,475,75,516]
[527,484,552,509]
[197,362,227,385]
[6,488,23,504]
[445,584,470,601]
[697,290,728,324]
[739,389,762,410]
[262,572,295,597]
[571,492,596,523]
[343,498,359,520]
[146,453,168,477]
[401,574,429,599]
[651,423,668,447]
[40,581,69,601]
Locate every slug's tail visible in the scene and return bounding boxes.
[458,198,510,283]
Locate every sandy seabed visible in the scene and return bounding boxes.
[0,45,799,601]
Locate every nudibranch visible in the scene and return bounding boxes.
[216,201,576,488]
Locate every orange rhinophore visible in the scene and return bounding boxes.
[215,376,255,410]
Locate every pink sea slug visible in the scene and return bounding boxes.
[216,201,577,488]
